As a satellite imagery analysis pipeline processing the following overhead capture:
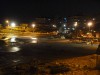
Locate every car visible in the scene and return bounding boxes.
[8,36,38,46]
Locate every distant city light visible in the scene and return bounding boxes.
[84,20,86,21]
[63,24,66,27]
[64,28,66,30]
[83,27,85,29]
[53,25,56,28]
[78,20,80,21]
[48,19,51,20]
[6,20,9,23]
[6,20,10,26]
[93,18,95,20]
[64,18,67,22]
[72,28,75,30]
[87,32,90,34]
[68,28,70,30]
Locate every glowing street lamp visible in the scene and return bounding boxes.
[74,22,78,27]
[32,24,35,28]
[63,24,66,27]
[87,22,93,39]
[10,22,16,33]
[6,20,9,23]
[6,20,10,26]
[87,22,93,31]
[11,22,16,27]
[53,25,56,28]
[74,22,78,38]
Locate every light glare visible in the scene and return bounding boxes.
[11,22,16,27]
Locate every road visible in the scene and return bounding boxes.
[0,38,98,68]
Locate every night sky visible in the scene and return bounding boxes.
[0,0,100,22]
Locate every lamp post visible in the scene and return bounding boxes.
[6,20,9,23]
[87,22,93,32]
[87,22,93,44]
[32,24,36,32]
[53,25,56,28]
[5,20,10,27]
[32,24,35,28]
[74,22,78,27]
[87,22,93,38]
[10,22,16,33]
[74,22,78,38]
[11,22,16,27]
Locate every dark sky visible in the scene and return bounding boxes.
[0,0,100,22]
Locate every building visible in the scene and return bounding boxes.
[96,33,100,38]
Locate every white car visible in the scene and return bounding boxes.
[9,36,38,45]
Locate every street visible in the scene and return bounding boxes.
[0,37,99,74]
[0,38,98,67]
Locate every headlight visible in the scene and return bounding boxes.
[31,40,37,43]
[9,47,20,52]
[10,37,16,42]
[32,38,37,40]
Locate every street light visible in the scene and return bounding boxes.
[53,25,56,28]
[10,22,16,33]
[87,22,93,39]
[74,22,78,38]
[6,20,9,23]
[63,24,66,27]
[32,24,35,28]
[5,20,10,26]
[11,22,16,27]
[87,22,93,32]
